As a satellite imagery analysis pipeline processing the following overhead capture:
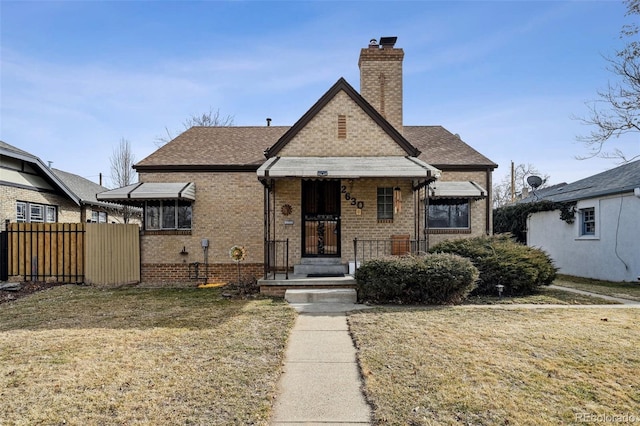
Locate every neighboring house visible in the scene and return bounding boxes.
[51,168,141,224]
[0,140,133,228]
[98,37,498,288]
[522,160,640,282]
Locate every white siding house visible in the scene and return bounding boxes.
[524,160,640,282]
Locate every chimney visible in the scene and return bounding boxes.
[358,36,404,133]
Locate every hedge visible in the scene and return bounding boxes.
[355,253,479,305]
[430,234,557,296]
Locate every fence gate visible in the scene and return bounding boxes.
[84,223,140,286]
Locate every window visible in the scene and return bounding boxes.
[428,199,470,228]
[16,202,57,223]
[30,205,44,222]
[377,187,393,220]
[46,206,57,223]
[145,200,192,230]
[90,211,107,223]
[16,202,26,222]
[581,207,595,236]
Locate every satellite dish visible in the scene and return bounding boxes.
[527,175,543,189]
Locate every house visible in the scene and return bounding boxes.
[523,159,640,282]
[98,37,497,293]
[0,140,133,228]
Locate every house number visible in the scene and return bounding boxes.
[341,185,365,209]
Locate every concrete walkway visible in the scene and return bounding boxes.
[549,284,640,305]
[270,303,372,425]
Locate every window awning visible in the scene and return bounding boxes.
[97,182,195,201]
[257,156,441,179]
[429,181,487,199]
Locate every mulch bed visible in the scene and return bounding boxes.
[0,282,66,305]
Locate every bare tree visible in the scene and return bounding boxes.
[155,107,234,147]
[575,0,640,162]
[493,163,549,209]
[110,138,137,223]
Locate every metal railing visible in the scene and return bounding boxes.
[264,239,289,280]
[353,237,427,273]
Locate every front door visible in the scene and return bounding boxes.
[302,179,340,257]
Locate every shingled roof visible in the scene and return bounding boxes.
[135,126,289,171]
[405,126,497,169]
[520,159,640,203]
[135,125,496,172]
[51,168,121,209]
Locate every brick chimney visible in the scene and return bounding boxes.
[358,37,404,133]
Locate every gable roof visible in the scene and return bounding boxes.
[0,140,81,205]
[521,159,640,203]
[265,78,420,158]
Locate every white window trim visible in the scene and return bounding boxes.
[576,200,599,240]
[16,201,57,223]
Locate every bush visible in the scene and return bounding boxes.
[430,234,557,296]
[355,253,479,305]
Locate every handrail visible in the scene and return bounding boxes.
[264,238,289,280]
[353,237,427,273]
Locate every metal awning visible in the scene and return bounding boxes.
[97,182,196,201]
[428,181,486,199]
[257,156,441,179]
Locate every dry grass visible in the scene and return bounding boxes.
[349,306,640,425]
[463,285,620,305]
[0,285,296,425]
[555,275,640,302]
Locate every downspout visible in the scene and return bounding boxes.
[485,167,492,235]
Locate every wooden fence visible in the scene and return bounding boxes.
[2,223,139,286]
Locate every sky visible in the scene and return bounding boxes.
[1,0,639,189]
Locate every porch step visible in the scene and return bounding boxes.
[294,258,348,276]
[285,289,357,304]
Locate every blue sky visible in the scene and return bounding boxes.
[1,0,638,189]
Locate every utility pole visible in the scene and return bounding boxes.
[510,161,515,202]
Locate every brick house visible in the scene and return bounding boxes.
[1,140,134,228]
[98,38,497,291]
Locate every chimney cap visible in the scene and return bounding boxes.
[379,36,397,48]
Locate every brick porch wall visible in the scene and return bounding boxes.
[141,262,264,286]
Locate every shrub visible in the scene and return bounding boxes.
[430,234,557,296]
[355,253,479,305]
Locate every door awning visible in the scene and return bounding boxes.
[428,181,487,199]
[97,182,196,201]
[257,156,441,179]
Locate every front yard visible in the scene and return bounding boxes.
[1,279,638,425]
[348,306,640,425]
[0,285,296,425]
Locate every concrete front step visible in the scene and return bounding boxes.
[294,257,349,276]
[285,289,357,304]
[293,263,348,276]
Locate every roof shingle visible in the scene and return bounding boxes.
[135,125,497,170]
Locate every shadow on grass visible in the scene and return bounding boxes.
[0,284,289,332]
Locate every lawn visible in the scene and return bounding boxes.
[463,285,620,305]
[349,306,640,425]
[554,275,640,302]
[0,285,296,425]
